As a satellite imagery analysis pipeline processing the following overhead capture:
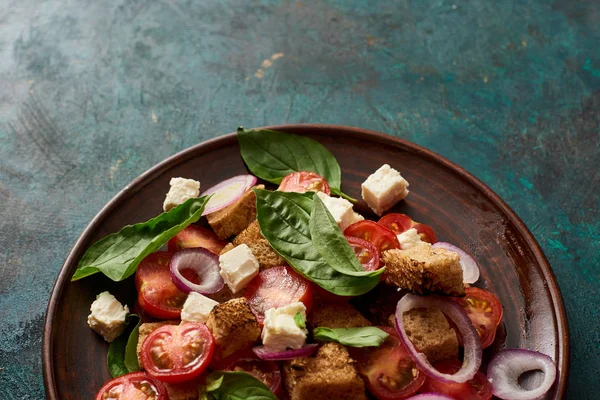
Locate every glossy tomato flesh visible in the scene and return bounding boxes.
[378,213,437,244]
[244,266,313,324]
[278,171,331,195]
[420,359,493,400]
[140,322,215,384]
[351,327,425,400]
[346,235,380,271]
[220,349,282,395]
[167,225,228,255]
[344,220,400,255]
[135,252,187,320]
[452,287,503,348]
[95,372,168,400]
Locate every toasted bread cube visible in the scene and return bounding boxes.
[283,342,367,400]
[382,244,465,296]
[308,303,371,330]
[230,220,285,270]
[207,185,264,239]
[136,321,179,366]
[206,298,261,363]
[164,379,203,400]
[361,164,409,215]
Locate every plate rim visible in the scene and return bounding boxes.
[42,124,570,399]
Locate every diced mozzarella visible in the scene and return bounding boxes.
[261,302,307,352]
[361,164,409,215]
[181,292,219,323]
[316,192,364,231]
[218,244,260,293]
[397,228,424,250]
[87,291,129,343]
[163,177,200,212]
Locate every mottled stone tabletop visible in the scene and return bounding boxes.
[1,0,598,398]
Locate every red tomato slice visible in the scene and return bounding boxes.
[244,266,313,324]
[95,371,168,400]
[140,322,215,384]
[420,359,493,400]
[278,171,331,195]
[378,214,437,244]
[344,220,400,255]
[452,287,503,348]
[351,326,425,400]
[167,225,228,255]
[346,235,380,271]
[220,349,282,396]
[135,252,187,320]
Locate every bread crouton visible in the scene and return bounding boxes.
[205,298,261,364]
[382,244,465,296]
[207,185,264,239]
[390,308,459,364]
[283,342,367,400]
[230,220,285,270]
[308,303,370,330]
[136,321,178,366]
[164,379,203,400]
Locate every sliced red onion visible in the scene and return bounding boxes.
[432,242,480,284]
[487,349,556,400]
[406,394,455,400]
[201,175,257,215]
[395,294,482,383]
[252,344,319,361]
[169,248,224,294]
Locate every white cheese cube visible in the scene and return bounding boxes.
[218,244,260,293]
[361,164,409,215]
[261,302,307,352]
[181,292,219,323]
[397,228,424,250]
[316,192,364,231]
[163,177,200,212]
[87,291,129,342]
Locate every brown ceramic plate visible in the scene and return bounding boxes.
[42,125,569,399]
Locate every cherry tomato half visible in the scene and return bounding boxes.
[346,235,380,271]
[140,322,215,384]
[167,225,228,255]
[220,349,282,396]
[278,171,331,195]
[344,220,400,255]
[95,371,168,400]
[378,214,438,244]
[420,359,493,400]
[452,287,503,348]
[135,252,187,320]
[244,266,313,324]
[351,326,425,400]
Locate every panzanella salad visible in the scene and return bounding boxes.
[75,128,556,400]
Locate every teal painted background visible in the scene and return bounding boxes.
[0,0,598,398]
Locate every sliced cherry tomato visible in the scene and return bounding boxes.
[378,214,438,244]
[135,252,187,320]
[95,371,168,400]
[278,171,331,195]
[244,266,312,324]
[420,359,493,400]
[346,235,380,271]
[452,287,503,348]
[140,322,215,384]
[167,225,228,255]
[344,220,400,255]
[351,326,425,400]
[220,349,282,396]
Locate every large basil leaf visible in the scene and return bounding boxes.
[309,193,384,278]
[107,314,140,378]
[124,316,142,372]
[72,196,210,281]
[205,371,277,400]
[313,327,389,347]
[254,189,380,296]
[238,127,354,200]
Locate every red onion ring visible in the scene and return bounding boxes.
[201,175,257,215]
[406,394,455,400]
[432,242,480,284]
[487,349,556,400]
[395,294,482,383]
[252,343,319,361]
[169,248,224,294]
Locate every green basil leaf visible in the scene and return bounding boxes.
[124,315,142,372]
[294,312,305,329]
[313,327,389,347]
[72,196,210,282]
[309,193,384,278]
[254,189,380,296]
[206,371,277,400]
[238,127,355,201]
[107,314,140,378]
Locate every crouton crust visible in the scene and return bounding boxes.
[308,303,371,330]
[382,244,465,296]
[230,220,285,270]
[283,343,367,400]
[207,185,265,239]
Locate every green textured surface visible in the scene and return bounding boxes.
[0,0,598,398]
